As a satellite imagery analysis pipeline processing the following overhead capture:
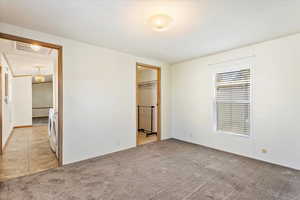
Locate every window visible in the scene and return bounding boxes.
[215,68,250,136]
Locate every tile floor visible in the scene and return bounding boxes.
[0,126,58,182]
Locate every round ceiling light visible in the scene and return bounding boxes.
[147,14,173,31]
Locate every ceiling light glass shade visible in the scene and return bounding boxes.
[31,44,41,51]
[34,66,45,83]
[35,75,45,83]
[148,14,173,31]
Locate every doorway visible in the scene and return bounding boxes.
[136,63,161,145]
[0,33,63,181]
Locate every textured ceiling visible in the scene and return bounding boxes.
[1,0,300,64]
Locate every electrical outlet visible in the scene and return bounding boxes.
[261,149,267,153]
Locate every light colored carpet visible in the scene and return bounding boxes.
[1,139,300,200]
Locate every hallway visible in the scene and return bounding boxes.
[0,126,58,182]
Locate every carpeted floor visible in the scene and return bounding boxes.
[1,139,300,200]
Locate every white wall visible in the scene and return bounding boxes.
[52,51,59,112]
[1,54,14,149]
[12,76,32,126]
[0,23,171,164]
[171,33,300,170]
[2,23,299,170]
[32,82,53,117]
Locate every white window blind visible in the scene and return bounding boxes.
[215,68,250,136]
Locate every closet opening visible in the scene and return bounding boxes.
[0,33,63,181]
[136,63,161,145]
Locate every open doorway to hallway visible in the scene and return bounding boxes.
[136,64,161,145]
[0,34,63,181]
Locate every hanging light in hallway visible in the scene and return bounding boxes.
[34,66,45,83]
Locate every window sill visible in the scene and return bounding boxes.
[216,131,250,138]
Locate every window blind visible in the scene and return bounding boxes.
[215,69,250,135]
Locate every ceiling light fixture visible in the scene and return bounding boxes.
[34,66,45,83]
[35,75,45,83]
[30,44,41,51]
[147,14,173,32]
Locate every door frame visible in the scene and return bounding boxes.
[0,32,64,166]
[136,63,161,145]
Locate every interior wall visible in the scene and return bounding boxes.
[52,51,58,112]
[137,69,157,132]
[1,54,14,148]
[12,76,32,127]
[32,82,53,117]
[0,23,171,164]
[171,33,300,170]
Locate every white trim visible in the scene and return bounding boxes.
[213,63,251,74]
[212,58,253,138]
[215,130,251,138]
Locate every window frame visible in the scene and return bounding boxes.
[213,62,253,138]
